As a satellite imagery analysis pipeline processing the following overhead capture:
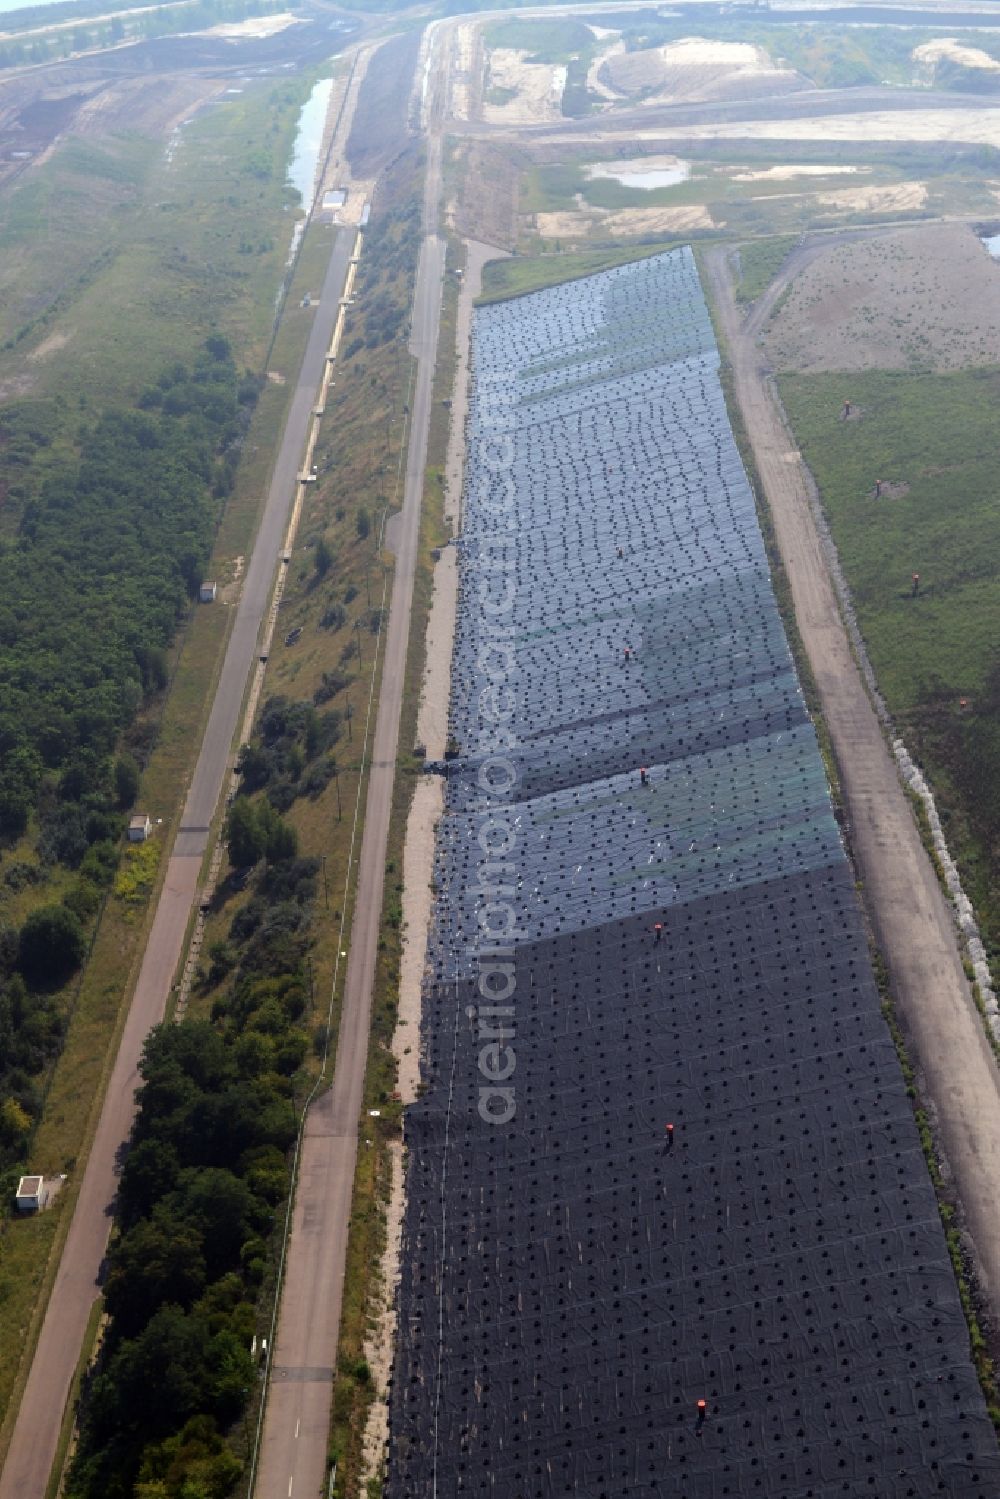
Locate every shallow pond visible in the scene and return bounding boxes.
[287,76,333,208]
[587,157,690,191]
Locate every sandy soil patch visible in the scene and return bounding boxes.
[604,36,801,104]
[536,202,713,239]
[588,35,626,101]
[587,152,689,185]
[607,203,713,234]
[417,548,456,753]
[913,37,1000,73]
[200,12,297,39]
[395,775,444,1106]
[27,328,70,362]
[732,164,866,181]
[484,48,566,124]
[765,222,1000,372]
[677,108,1000,148]
[455,20,476,76]
[448,20,480,122]
[359,1139,405,1483]
[815,180,927,214]
[0,372,35,402]
[535,207,596,239]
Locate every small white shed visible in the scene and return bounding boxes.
[128,814,152,843]
[199,581,218,603]
[16,1176,45,1213]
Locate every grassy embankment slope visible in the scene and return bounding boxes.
[780,369,1000,974]
[0,68,324,1447]
[478,242,683,303]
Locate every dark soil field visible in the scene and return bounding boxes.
[346,30,420,178]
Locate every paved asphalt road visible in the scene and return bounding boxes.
[703,243,1000,1318]
[253,138,445,1499]
[0,227,354,1499]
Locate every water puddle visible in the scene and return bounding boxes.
[287,75,333,209]
[587,157,690,191]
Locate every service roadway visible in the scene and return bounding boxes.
[251,134,446,1499]
[0,226,355,1499]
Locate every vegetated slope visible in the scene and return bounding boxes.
[66,839,315,1499]
[0,62,314,1435]
[1,347,243,815]
[0,342,255,1177]
[780,366,1000,976]
[66,157,425,1493]
[765,225,1000,373]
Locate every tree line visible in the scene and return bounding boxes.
[0,338,255,1179]
[68,836,318,1499]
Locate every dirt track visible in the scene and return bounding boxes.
[703,243,1000,1319]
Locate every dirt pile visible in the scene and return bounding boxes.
[764,222,1000,372]
[603,37,804,104]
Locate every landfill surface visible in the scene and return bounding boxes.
[386,250,1000,1497]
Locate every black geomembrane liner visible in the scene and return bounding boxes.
[385,250,1000,1496]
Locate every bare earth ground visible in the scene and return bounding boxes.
[733,165,867,181]
[448,19,480,123]
[316,44,378,226]
[603,36,806,106]
[704,243,1000,1322]
[483,47,566,125]
[809,179,927,214]
[0,69,222,190]
[536,203,713,239]
[913,37,1000,75]
[674,106,1000,147]
[765,222,1000,372]
[453,141,521,250]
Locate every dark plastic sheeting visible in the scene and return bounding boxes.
[385,250,1000,1497]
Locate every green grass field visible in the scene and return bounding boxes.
[0,77,307,400]
[736,235,799,304]
[780,367,1000,966]
[478,242,681,303]
[483,15,594,62]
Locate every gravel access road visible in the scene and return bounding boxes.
[0,227,354,1499]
